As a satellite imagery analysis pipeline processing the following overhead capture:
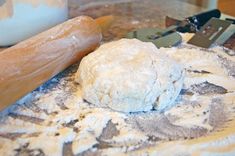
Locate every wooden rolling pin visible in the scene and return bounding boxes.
[0,15,114,110]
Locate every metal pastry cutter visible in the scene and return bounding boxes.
[126,25,182,48]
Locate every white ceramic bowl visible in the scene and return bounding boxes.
[0,0,68,46]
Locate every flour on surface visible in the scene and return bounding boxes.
[0,35,235,156]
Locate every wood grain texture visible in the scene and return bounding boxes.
[0,16,102,110]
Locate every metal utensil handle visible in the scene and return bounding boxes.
[187,9,221,29]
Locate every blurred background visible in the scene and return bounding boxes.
[70,0,235,17]
[1,0,234,47]
[179,0,235,16]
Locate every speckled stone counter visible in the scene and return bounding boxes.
[69,0,203,41]
[1,1,235,156]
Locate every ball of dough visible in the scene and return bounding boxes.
[75,39,184,113]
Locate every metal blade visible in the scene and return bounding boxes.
[223,32,235,54]
[188,18,232,48]
[165,9,221,33]
[126,27,182,48]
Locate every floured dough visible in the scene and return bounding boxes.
[75,39,184,113]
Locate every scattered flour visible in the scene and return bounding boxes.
[0,35,235,156]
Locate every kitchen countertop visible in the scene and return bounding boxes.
[69,0,203,41]
[1,0,235,156]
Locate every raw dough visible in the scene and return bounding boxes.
[75,39,184,113]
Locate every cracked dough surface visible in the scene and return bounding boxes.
[75,39,184,113]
